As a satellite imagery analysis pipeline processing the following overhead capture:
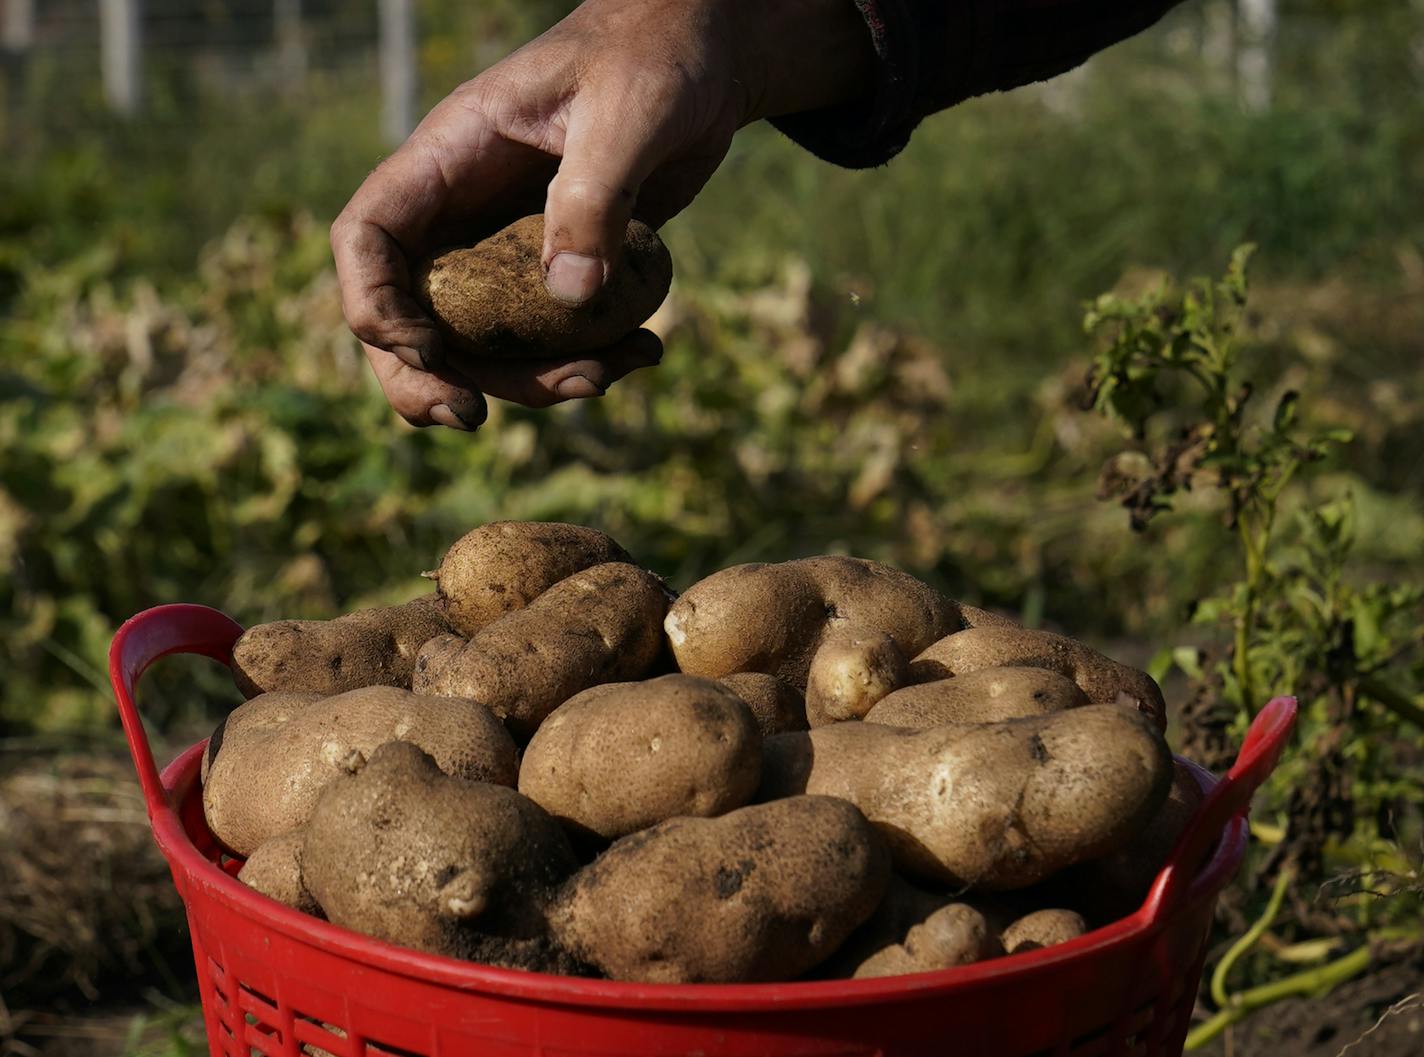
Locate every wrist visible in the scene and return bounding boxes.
[729,0,876,123]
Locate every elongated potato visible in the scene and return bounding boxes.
[230,595,450,698]
[550,796,890,983]
[432,521,633,637]
[519,675,762,841]
[910,627,1167,728]
[203,686,518,856]
[864,667,1089,728]
[303,741,581,972]
[665,556,994,689]
[417,214,672,360]
[414,562,670,741]
[1057,760,1208,922]
[759,706,1173,889]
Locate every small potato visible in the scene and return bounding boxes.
[853,903,999,979]
[432,521,633,637]
[415,562,670,741]
[1000,908,1088,954]
[203,686,517,857]
[550,796,890,983]
[910,627,1167,728]
[230,595,450,698]
[864,667,1089,728]
[818,874,993,979]
[238,829,321,917]
[759,706,1173,889]
[303,741,581,972]
[519,675,762,841]
[416,215,672,360]
[412,632,467,686]
[666,556,987,688]
[805,631,909,726]
[718,673,808,736]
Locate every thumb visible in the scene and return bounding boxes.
[542,94,665,305]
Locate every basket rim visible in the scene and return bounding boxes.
[155,741,1247,1013]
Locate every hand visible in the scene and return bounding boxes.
[331,0,873,429]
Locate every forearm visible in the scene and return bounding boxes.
[772,0,1190,168]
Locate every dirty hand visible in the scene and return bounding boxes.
[331,0,873,430]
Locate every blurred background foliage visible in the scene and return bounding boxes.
[0,0,1421,1048]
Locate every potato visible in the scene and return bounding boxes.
[550,795,890,983]
[863,667,1089,728]
[1058,760,1207,922]
[665,556,990,688]
[804,631,909,726]
[230,595,450,698]
[1000,908,1088,954]
[237,829,321,917]
[817,874,999,979]
[416,214,672,360]
[759,706,1173,889]
[411,631,466,687]
[202,691,321,785]
[414,562,669,741]
[910,626,1167,728]
[203,686,518,856]
[853,903,1000,979]
[519,675,762,841]
[303,741,581,972]
[717,672,808,736]
[432,521,633,637]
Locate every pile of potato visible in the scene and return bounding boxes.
[207,521,1203,984]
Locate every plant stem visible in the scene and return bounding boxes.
[1234,516,1262,713]
[1185,942,1374,1050]
[1359,675,1424,729]
[1210,866,1295,1007]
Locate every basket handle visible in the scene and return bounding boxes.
[109,603,245,817]
[1146,695,1298,915]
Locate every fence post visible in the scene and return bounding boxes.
[379,0,416,146]
[3,0,35,50]
[275,0,307,93]
[99,0,142,114]
[1237,0,1276,112]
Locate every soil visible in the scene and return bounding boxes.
[1192,956,1423,1057]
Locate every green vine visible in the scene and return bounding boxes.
[1084,247,1424,1044]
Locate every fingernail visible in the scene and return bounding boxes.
[394,343,443,371]
[555,375,605,400]
[631,343,664,367]
[430,403,481,431]
[545,253,606,305]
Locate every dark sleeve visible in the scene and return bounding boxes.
[770,0,1188,169]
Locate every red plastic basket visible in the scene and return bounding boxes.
[111,603,1297,1057]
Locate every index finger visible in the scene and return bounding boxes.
[330,144,454,370]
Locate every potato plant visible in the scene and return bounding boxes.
[1082,248,1424,1046]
